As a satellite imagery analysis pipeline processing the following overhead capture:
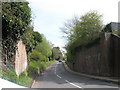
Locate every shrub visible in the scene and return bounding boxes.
[30,50,46,61]
[2,67,32,87]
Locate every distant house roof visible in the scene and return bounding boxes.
[103,22,120,32]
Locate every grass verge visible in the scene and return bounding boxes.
[1,60,56,87]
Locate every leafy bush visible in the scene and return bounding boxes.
[28,60,56,76]
[30,50,46,61]
[35,36,52,58]
[2,67,32,87]
[28,60,42,75]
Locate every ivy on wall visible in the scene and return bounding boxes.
[2,1,31,62]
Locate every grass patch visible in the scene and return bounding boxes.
[2,67,32,87]
[1,60,56,87]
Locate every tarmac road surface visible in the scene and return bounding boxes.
[31,61,119,90]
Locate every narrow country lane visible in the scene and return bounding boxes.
[31,61,119,89]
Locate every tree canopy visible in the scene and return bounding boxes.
[2,1,55,81]
[62,11,104,64]
[52,47,63,60]
[35,36,52,58]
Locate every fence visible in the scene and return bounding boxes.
[71,33,120,77]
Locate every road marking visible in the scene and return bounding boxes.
[65,80,82,88]
[54,62,57,74]
[55,62,82,89]
[55,69,56,74]
[56,75,62,78]
[54,62,59,74]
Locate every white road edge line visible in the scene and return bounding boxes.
[65,80,82,88]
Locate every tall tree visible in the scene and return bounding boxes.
[52,47,63,60]
[62,11,104,64]
[35,35,52,60]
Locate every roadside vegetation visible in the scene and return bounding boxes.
[52,47,63,60]
[1,60,56,87]
[1,1,60,87]
[62,11,104,67]
[112,30,120,36]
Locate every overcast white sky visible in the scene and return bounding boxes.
[28,0,119,51]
